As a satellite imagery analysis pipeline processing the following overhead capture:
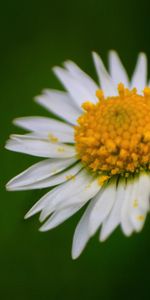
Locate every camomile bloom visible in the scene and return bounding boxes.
[6,51,150,259]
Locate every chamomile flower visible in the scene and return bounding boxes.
[6,51,150,259]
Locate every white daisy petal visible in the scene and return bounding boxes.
[13,116,73,133]
[39,170,100,222]
[92,52,118,97]
[5,136,76,158]
[108,50,129,87]
[24,187,59,219]
[64,60,99,97]
[13,116,74,143]
[128,174,150,232]
[22,162,82,190]
[40,204,83,232]
[53,67,97,107]
[100,179,126,241]
[71,181,116,259]
[6,158,78,191]
[137,173,150,212]
[36,131,74,144]
[11,130,74,144]
[71,202,93,260]
[130,53,147,93]
[35,90,81,125]
[121,180,134,236]
[89,182,116,237]
[58,176,101,210]
[10,162,82,191]
[130,207,146,232]
[38,169,91,222]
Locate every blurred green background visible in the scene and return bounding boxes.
[1,0,150,299]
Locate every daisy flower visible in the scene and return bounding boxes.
[6,51,150,259]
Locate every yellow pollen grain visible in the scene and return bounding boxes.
[75,84,150,176]
[96,89,104,101]
[57,147,65,152]
[133,199,138,208]
[137,215,145,221]
[99,175,110,186]
[65,175,76,180]
[48,133,58,143]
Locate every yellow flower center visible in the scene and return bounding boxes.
[75,83,150,177]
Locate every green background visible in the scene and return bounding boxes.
[1,0,150,299]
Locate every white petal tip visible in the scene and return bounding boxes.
[71,242,86,260]
[34,94,47,104]
[39,214,46,223]
[92,51,98,60]
[39,217,45,223]
[12,118,20,126]
[88,225,97,237]
[71,249,81,260]
[5,182,11,191]
[99,225,118,242]
[135,227,143,233]
[71,254,78,260]
[92,51,103,63]
[52,66,60,75]
[92,50,97,55]
[99,227,113,242]
[24,209,38,219]
[5,180,19,191]
[39,225,48,232]
[110,49,122,56]
[108,50,119,60]
[5,185,13,192]
[5,142,10,150]
[139,52,147,59]
[99,233,108,242]
[121,226,133,237]
[137,52,147,66]
[109,49,116,54]
[63,60,72,67]
[38,227,44,232]
[34,96,41,103]
[24,212,31,219]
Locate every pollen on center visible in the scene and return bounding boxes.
[74,83,150,176]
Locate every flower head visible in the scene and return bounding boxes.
[6,51,150,259]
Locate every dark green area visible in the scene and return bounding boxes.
[1,0,150,299]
